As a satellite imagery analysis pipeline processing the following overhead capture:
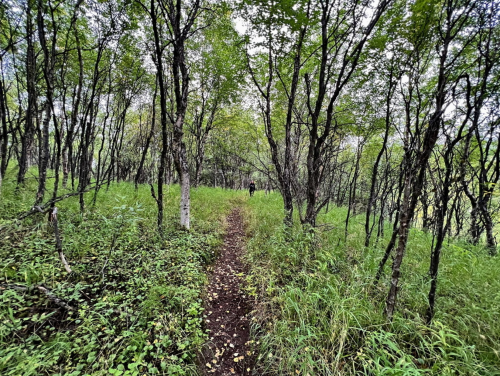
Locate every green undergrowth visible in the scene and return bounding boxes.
[243,192,500,375]
[0,169,246,375]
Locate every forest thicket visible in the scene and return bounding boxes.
[0,0,499,375]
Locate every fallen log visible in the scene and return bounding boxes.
[0,283,75,311]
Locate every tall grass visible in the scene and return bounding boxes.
[244,191,500,375]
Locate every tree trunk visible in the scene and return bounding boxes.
[345,142,363,238]
[0,75,9,185]
[167,0,200,230]
[136,80,157,189]
[62,26,83,189]
[35,101,51,205]
[426,158,452,323]
[365,75,393,246]
[17,0,36,186]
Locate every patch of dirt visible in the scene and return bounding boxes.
[201,209,256,376]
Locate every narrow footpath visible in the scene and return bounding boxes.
[202,209,255,376]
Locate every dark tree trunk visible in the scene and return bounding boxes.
[35,101,51,205]
[385,5,459,317]
[303,0,391,227]
[426,157,456,323]
[135,78,158,190]
[150,0,171,230]
[345,142,363,239]
[63,25,83,189]
[247,10,309,227]
[365,69,395,246]
[17,0,36,187]
[374,212,400,286]
[0,85,6,188]
[0,74,9,181]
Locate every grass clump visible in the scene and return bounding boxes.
[243,191,500,375]
[0,170,246,376]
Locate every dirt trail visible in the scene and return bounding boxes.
[201,209,255,376]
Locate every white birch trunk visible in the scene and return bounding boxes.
[180,171,190,229]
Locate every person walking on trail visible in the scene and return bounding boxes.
[249,181,256,197]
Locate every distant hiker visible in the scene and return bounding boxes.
[249,181,256,197]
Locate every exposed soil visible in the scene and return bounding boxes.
[201,209,256,376]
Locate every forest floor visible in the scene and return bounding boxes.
[201,208,256,376]
[2,176,499,375]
